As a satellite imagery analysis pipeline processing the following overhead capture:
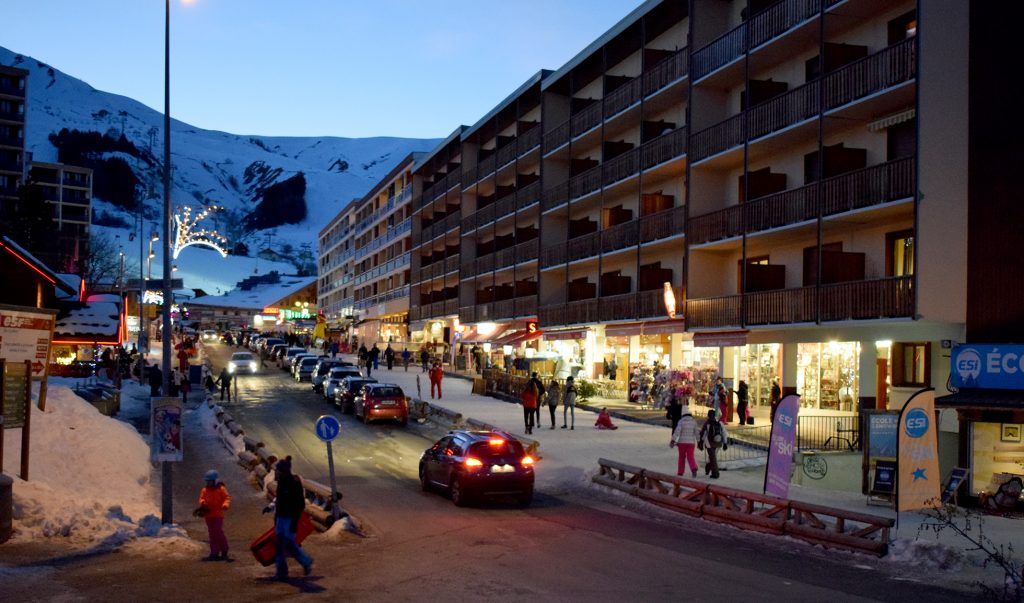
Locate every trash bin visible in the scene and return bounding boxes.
[0,473,13,544]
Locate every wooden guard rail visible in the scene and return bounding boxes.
[593,458,892,556]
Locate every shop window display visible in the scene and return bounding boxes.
[738,343,780,407]
[796,342,860,410]
[629,363,656,406]
[653,369,696,408]
[971,422,1024,497]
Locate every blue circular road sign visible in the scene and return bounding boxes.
[315,415,341,442]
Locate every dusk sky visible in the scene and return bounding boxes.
[1,0,647,139]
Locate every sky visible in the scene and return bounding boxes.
[0,0,648,139]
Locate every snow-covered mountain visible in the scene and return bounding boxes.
[0,46,440,294]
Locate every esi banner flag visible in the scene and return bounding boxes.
[764,394,800,498]
[897,389,941,511]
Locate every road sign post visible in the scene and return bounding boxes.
[315,415,342,521]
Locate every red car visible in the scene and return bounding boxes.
[355,383,409,426]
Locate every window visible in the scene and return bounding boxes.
[888,10,917,45]
[886,229,915,276]
[892,342,930,387]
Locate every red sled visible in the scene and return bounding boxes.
[249,512,315,567]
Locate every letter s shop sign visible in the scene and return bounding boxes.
[950,344,1024,390]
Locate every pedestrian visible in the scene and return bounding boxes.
[180,368,192,403]
[204,371,217,395]
[594,408,618,430]
[736,380,749,425]
[401,348,411,371]
[420,348,429,373]
[545,380,560,429]
[562,376,577,430]
[670,408,700,478]
[169,367,181,398]
[217,367,233,402]
[521,378,539,435]
[148,363,163,397]
[429,362,444,399]
[665,391,683,432]
[100,347,115,381]
[194,469,231,561]
[329,340,339,360]
[370,344,380,370]
[698,409,729,479]
[384,344,395,370]
[769,380,782,422]
[607,357,618,381]
[358,344,368,368]
[269,457,313,580]
[526,372,546,430]
[176,345,190,373]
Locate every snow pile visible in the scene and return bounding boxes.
[2,384,188,551]
[887,538,965,571]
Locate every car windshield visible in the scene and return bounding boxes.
[300,358,318,366]
[469,439,525,459]
[370,387,403,398]
[231,353,253,361]
[348,380,372,391]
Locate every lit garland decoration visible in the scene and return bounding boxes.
[172,204,229,259]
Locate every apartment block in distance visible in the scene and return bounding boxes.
[27,160,93,273]
[0,65,27,220]
[317,200,358,340]
[351,153,419,345]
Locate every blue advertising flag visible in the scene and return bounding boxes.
[764,394,800,498]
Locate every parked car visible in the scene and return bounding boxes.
[332,374,375,409]
[269,344,288,362]
[327,366,368,399]
[228,351,258,374]
[260,337,285,352]
[354,383,409,426]
[310,360,342,392]
[280,347,307,369]
[419,430,535,507]
[290,353,323,375]
[293,356,320,381]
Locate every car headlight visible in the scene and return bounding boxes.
[228,362,237,373]
[249,361,258,371]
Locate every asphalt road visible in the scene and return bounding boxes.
[0,344,978,602]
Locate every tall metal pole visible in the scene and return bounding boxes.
[160,0,174,525]
[138,213,144,368]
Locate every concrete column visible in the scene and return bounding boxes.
[783,343,799,397]
[858,341,879,411]
[669,333,683,369]
[628,335,641,363]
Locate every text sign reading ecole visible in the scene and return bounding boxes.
[950,344,1024,390]
[315,415,341,442]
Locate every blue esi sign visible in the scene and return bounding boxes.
[903,408,929,438]
[950,344,1024,390]
[315,415,341,442]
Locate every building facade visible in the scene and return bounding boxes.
[27,160,93,273]
[0,66,27,225]
[317,200,358,342]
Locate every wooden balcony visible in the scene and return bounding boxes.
[477,253,495,274]
[496,142,517,169]
[685,276,914,329]
[542,181,568,211]
[640,206,685,243]
[541,242,567,268]
[598,293,636,322]
[518,124,541,156]
[691,113,745,163]
[567,231,600,262]
[515,239,540,263]
[477,202,495,226]
[604,78,642,118]
[824,37,916,111]
[494,192,516,220]
[603,147,640,187]
[688,157,916,245]
[495,247,516,270]
[638,288,680,319]
[569,164,602,201]
[444,299,458,316]
[516,181,541,210]
[601,220,639,254]
[747,79,820,141]
[461,166,476,189]
[460,305,477,323]
[565,297,600,325]
[538,304,566,327]
[543,120,570,154]
[444,255,460,274]
[643,47,688,97]
[749,0,822,48]
[493,298,515,320]
[477,155,497,181]
[571,103,603,138]
[692,22,747,81]
[515,296,537,318]
[461,211,477,233]
[641,127,688,170]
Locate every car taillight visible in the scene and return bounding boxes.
[464,457,483,469]
[488,438,505,447]
[521,456,535,467]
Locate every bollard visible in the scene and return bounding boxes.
[0,473,13,544]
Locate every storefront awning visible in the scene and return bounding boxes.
[544,328,588,341]
[936,389,1024,409]
[462,324,510,344]
[640,319,686,335]
[693,330,749,348]
[499,329,544,347]
[605,323,643,337]
[493,329,528,346]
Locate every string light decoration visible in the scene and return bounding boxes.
[172,204,229,259]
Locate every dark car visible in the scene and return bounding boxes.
[354,383,409,426]
[333,376,376,412]
[310,359,342,392]
[419,430,535,507]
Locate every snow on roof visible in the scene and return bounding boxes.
[55,301,121,342]
[0,236,79,296]
[189,276,316,311]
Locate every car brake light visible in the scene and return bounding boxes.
[464,457,483,469]
[521,456,535,467]
[488,438,505,447]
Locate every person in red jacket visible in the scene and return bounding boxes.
[521,379,540,435]
[594,408,618,430]
[429,362,444,399]
[195,469,231,561]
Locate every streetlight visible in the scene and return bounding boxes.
[159,0,174,525]
[147,232,159,279]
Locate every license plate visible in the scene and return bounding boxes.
[379,400,396,406]
[491,465,514,473]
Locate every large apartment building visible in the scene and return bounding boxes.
[351,153,418,345]
[0,65,27,220]
[27,160,92,273]
[317,200,358,339]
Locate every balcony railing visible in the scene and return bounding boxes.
[692,22,747,81]
[543,120,570,154]
[639,287,680,319]
[750,0,822,49]
[477,253,495,274]
[460,305,477,323]
[569,164,602,201]
[571,103,603,138]
[495,247,516,270]
[604,78,642,118]
[601,220,639,254]
[443,209,462,233]
[444,299,458,316]
[496,142,517,169]
[691,113,745,163]
[477,202,495,226]
[444,254,460,274]
[747,79,820,141]
[541,242,567,268]
[566,298,600,325]
[460,259,476,279]
[494,192,516,220]
[640,206,685,243]
[641,126,688,170]
[602,147,639,187]
[824,37,916,111]
[539,304,566,327]
[598,293,636,322]
[461,211,477,233]
[567,231,600,262]
[643,47,689,97]
[685,276,914,328]
[542,181,569,212]
[516,181,541,210]
[477,155,497,181]
[514,238,539,263]
[688,157,915,245]
[518,124,541,156]
[493,298,515,320]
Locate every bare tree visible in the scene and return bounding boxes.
[81,232,123,287]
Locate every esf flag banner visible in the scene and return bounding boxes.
[764,394,800,498]
[897,389,940,512]
[950,344,1024,390]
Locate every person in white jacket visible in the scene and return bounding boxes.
[669,409,700,478]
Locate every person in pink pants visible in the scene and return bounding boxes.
[669,409,700,478]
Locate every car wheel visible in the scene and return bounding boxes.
[419,465,431,492]
[516,489,534,508]
[450,476,470,507]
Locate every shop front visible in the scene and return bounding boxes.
[938,344,1024,502]
[795,341,860,411]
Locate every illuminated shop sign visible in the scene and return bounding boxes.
[950,344,1024,390]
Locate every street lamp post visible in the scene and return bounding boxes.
[160,0,174,524]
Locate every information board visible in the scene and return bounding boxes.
[0,305,56,379]
[1,361,30,429]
